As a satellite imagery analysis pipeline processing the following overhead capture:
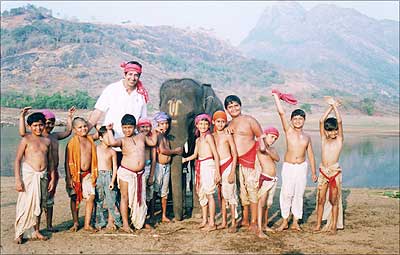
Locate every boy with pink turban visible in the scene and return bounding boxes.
[182,113,221,231]
[19,106,76,232]
[256,126,280,238]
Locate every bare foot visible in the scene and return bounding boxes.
[161,216,172,223]
[276,221,288,232]
[264,227,275,233]
[240,220,250,228]
[313,225,322,233]
[14,236,23,244]
[217,222,227,230]
[228,224,237,233]
[198,221,207,229]
[328,228,337,235]
[83,226,98,233]
[257,229,268,239]
[120,226,134,233]
[144,223,154,229]
[30,232,48,241]
[290,224,303,232]
[249,223,258,234]
[46,227,59,233]
[69,223,79,232]
[202,224,217,232]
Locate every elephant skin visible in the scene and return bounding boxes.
[159,78,223,220]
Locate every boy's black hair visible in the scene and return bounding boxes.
[121,114,136,126]
[72,117,87,127]
[98,126,114,137]
[291,109,306,120]
[124,61,142,75]
[224,95,241,109]
[324,117,338,131]
[27,112,46,126]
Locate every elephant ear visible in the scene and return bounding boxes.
[202,84,224,115]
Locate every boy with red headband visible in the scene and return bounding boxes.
[19,106,76,232]
[137,118,157,227]
[272,90,317,232]
[256,127,280,238]
[212,110,238,233]
[153,112,182,223]
[314,96,344,234]
[182,113,221,231]
[224,95,267,235]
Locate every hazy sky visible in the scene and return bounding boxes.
[1,1,399,45]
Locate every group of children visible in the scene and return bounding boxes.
[14,90,344,243]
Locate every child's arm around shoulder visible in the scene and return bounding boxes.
[105,123,122,147]
[55,106,76,140]
[267,146,280,162]
[250,116,267,152]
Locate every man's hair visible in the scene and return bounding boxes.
[27,112,46,126]
[121,114,136,126]
[124,61,142,75]
[291,109,306,120]
[72,117,87,127]
[224,95,241,109]
[98,126,114,137]
[324,117,338,131]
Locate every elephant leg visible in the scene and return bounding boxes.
[170,157,183,221]
[191,162,202,218]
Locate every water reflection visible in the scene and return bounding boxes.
[1,127,399,188]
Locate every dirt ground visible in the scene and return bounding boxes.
[1,176,399,254]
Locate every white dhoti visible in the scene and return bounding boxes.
[81,173,95,199]
[317,163,344,230]
[258,173,278,208]
[220,158,238,206]
[15,162,48,239]
[197,158,217,207]
[117,166,147,229]
[279,161,308,219]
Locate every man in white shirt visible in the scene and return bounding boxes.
[88,61,149,164]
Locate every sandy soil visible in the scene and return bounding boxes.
[1,176,399,254]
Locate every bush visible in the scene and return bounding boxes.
[300,103,312,114]
[361,98,375,116]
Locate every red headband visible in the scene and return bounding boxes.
[137,119,152,127]
[263,126,280,138]
[120,62,142,74]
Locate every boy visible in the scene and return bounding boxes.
[212,110,238,233]
[256,127,280,238]
[94,126,123,231]
[182,113,221,231]
[272,91,317,232]
[65,117,98,233]
[137,118,157,227]
[314,96,344,234]
[224,95,267,234]
[14,112,55,244]
[106,114,159,232]
[19,106,75,232]
[153,112,182,223]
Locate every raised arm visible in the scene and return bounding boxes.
[272,92,290,132]
[267,147,280,162]
[307,138,317,182]
[14,138,27,192]
[56,106,76,140]
[320,105,333,138]
[106,123,122,147]
[332,104,343,141]
[19,107,31,137]
[144,128,159,147]
[87,109,104,132]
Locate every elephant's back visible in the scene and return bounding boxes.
[160,78,202,92]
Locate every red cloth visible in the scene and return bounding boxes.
[195,156,213,192]
[136,80,149,103]
[238,143,257,169]
[258,173,274,189]
[272,89,297,105]
[263,126,280,138]
[120,62,142,73]
[319,168,341,202]
[121,165,145,206]
[120,62,149,103]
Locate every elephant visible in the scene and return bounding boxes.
[159,78,224,220]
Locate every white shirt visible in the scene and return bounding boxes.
[95,79,147,139]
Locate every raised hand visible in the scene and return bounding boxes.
[20,106,32,116]
[68,106,76,118]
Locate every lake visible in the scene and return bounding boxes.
[1,126,399,188]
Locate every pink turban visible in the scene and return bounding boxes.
[137,118,152,127]
[120,62,149,103]
[40,109,56,120]
[195,113,212,137]
[263,126,280,138]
